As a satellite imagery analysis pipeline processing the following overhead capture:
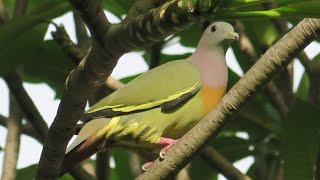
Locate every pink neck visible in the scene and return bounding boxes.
[187,43,228,88]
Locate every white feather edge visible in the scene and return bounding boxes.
[65,118,110,154]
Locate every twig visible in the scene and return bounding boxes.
[123,0,171,23]
[73,12,90,50]
[13,0,28,17]
[128,152,143,178]
[200,146,251,180]
[51,25,86,65]
[136,18,320,180]
[148,42,163,69]
[0,0,7,24]
[96,151,109,180]
[262,1,293,106]
[1,96,23,180]
[51,24,121,91]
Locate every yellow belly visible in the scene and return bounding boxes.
[200,86,226,113]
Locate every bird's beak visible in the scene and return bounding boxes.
[225,32,239,41]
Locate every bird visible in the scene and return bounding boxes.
[60,21,239,175]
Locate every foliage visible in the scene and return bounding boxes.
[0,0,320,179]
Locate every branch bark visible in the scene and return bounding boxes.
[1,96,22,180]
[136,18,320,180]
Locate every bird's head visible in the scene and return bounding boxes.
[200,22,239,53]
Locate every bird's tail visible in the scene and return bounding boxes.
[60,118,110,176]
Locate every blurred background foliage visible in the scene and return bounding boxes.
[1,0,320,179]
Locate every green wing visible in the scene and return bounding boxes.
[84,60,201,119]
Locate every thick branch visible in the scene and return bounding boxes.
[200,146,251,180]
[1,96,23,180]
[136,18,320,180]
[123,0,171,23]
[69,0,110,46]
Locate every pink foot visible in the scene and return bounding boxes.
[158,137,178,159]
[142,162,153,171]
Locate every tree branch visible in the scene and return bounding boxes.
[1,95,23,180]
[3,72,48,142]
[73,12,90,50]
[0,0,7,25]
[0,114,44,143]
[136,18,320,180]
[69,0,111,46]
[96,151,109,180]
[200,146,251,180]
[123,0,171,23]
[13,0,28,17]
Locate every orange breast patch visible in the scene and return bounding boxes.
[200,86,226,113]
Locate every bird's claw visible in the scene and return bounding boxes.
[159,150,165,159]
[142,162,153,171]
[157,137,178,159]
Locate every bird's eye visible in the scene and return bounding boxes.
[211,26,217,32]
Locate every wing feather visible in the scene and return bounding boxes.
[85,60,201,118]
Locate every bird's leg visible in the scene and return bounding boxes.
[158,137,178,159]
[139,137,178,171]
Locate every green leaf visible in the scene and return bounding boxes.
[210,135,254,162]
[296,53,320,100]
[119,73,142,84]
[16,164,72,180]
[28,0,71,17]
[159,53,192,64]
[283,99,320,180]
[16,164,38,180]
[0,17,47,52]
[103,0,135,18]
[111,150,134,180]
[3,0,14,18]
[273,1,320,18]
[296,73,310,101]
[221,0,272,10]
[0,21,73,97]
[277,0,316,7]
[189,156,218,180]
[215,1,320,19]
[178,24,202,48]
[23,40,73,98]
[0,23,48,74]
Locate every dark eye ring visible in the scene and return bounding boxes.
[211,26,217,32]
